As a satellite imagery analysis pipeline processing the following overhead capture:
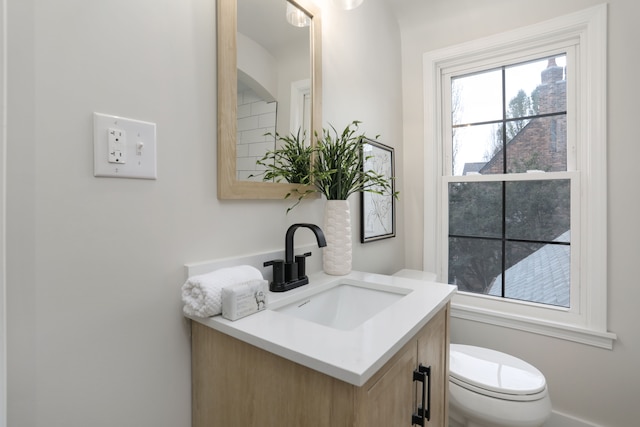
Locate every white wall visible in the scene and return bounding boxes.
[0,0,6,424]
[5,0,403,425]
[396,0,640,425]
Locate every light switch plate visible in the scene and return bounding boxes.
[93,112,157,179]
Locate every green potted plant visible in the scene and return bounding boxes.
[256,120,398,275]
[254,128,313,186]
[312,121,396,200]
[255,121,396,207]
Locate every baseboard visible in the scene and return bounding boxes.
[544,410,603,427]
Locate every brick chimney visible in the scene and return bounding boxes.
[537,58,566,114]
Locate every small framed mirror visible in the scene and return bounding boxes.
[217,0,322,199]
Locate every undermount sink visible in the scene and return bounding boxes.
[274,280,411,330]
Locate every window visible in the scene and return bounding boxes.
[448,56,572,308]
[423,5,615,348]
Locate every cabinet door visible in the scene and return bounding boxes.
[361,342,417,427]
[191,321,356,427]
[416,306,449,427]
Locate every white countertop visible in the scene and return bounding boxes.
[186,270,456,386]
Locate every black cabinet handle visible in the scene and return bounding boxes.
[412,364,431,426]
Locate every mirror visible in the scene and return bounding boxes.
[217,0,322,199]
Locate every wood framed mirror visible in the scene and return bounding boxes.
[217,0,322,199]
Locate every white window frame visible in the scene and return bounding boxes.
[423,4,616,349]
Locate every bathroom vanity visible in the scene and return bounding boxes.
[187,271,456,427]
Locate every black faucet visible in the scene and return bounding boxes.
[264,223,327,292]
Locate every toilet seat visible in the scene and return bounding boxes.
[450,344,547,402]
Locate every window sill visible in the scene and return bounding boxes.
[451,299,617,349]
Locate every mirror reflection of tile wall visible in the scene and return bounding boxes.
[236,83,277,181]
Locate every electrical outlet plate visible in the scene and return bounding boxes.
[93,112,157,179]
[108,128,126,164]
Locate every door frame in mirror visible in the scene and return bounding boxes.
[217,0,322,199]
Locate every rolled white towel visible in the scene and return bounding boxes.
[182,265,263,318]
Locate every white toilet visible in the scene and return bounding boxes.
[448,344,551,427]
[391,270,552,427]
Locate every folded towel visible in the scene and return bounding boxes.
[182,265,264,318]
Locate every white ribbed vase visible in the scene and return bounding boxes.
[323,200,352,276]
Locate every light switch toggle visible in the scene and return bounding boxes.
[136,140,144,155]
[108,128,126,164]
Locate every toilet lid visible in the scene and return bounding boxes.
[450,344,547,398]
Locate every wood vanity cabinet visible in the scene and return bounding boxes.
[191,303,449,427]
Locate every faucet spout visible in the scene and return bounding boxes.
[285,223,327,264]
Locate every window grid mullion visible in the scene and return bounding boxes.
[501,67,507,298]
[452,111,568,130]
[448,233,571,247]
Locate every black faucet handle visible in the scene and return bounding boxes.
[263,259,285,288]
[295,252,313,260]
[294,252,313,279]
